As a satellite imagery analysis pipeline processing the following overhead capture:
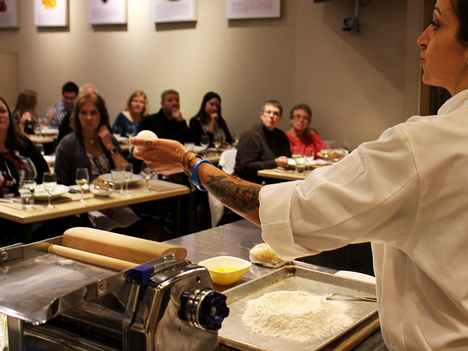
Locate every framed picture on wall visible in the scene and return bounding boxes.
[226,0,281,19]
[88,0,127,25]
[0,0,18,28]
[35,0,68,27]
[152,0,197,23]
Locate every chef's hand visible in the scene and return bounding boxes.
[98,125,114,151]
[275,156,289,168]
[131,138,187,175]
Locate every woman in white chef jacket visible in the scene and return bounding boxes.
[133,0,468,349]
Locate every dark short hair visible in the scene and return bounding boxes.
[62,81,79,95]
[290,103,312,121]
[452,0,468,45]
[160,89,179,102]
[71,93,111,142]
[261,99,283,117]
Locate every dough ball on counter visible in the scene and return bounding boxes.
[249,243,287,268]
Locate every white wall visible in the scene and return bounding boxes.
[0,0,423,147]
[294,0,423,148]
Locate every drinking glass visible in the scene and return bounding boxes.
[200,135,209,150]
[42,173,56,209]
[141,167,155,192]
[111,168,126,194]
[124,164,133,196]
[19,177,36,209]
[213,131,225,150]
[75,168,90,204]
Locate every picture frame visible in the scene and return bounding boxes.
[0,0,18,28]
[152,0,197,24]
[35,0,68,27]
[88,0,127,25]
[226,0,281,20]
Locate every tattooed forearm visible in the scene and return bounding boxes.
[205,174,261,214]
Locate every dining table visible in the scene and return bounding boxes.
[257,168,313,181]
[0,179,189,225]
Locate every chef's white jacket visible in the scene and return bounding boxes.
[259,89,468,351]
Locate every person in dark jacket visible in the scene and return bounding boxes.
[235,99,291,183]
[138,89,192,143]
[189,91,233,147]
[0,96,50,246]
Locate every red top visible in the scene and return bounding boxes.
[286,130,328,157]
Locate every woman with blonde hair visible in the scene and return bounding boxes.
[112,90,148,137]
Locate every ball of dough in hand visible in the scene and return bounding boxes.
[135,130,158,141]
[133,130,158,156]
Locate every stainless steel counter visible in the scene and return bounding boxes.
[166,220,388,351]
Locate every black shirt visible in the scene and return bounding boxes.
[235,124,291,183]
[138,109,193,143]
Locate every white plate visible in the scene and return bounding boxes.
[34,184,69,200]
[38,127,59,136]
[101,173,143,186]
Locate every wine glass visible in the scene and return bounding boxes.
[75,168,89,204]
[19,156,38,181]
[42,173,56,209]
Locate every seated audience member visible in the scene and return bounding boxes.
[0,97,49,196]
[286,103,328,157]
[48,81,79,128]
[55,93,127,185]
[138,89,192,143]
[235,100,291,183]
[57,83,98,144]
[55,93,138,230]
[13,89,39,135]
[189,91,233,147]
[112,90,148,137]
[0,97,50,247]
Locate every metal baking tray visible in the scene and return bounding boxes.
[0,237,125,325]
[219,264,377,351]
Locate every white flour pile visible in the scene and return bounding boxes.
[242,290,353,343]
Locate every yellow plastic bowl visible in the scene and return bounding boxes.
[198,256,252,286]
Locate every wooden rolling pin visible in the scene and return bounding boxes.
[62,227,187,264]
[47,244,136,271]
